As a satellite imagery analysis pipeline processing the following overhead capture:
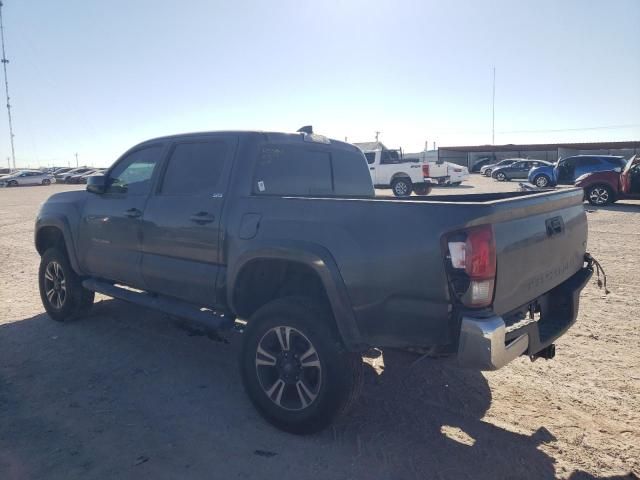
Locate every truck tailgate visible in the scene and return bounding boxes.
[489,189,588,315]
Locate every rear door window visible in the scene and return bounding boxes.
[160,141,228,196]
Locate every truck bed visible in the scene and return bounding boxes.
[228,187,588,348]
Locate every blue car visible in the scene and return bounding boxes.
[528,155,628,188]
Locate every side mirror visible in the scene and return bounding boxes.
[86,174,108,194]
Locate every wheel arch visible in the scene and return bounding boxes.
[35,216,82,274]
[390,172,412,182]
[228,244,363,351]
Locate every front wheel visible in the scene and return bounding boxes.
[391,178,412,197]
[484,169,492,176]
[495,172,507,182]
[413,184,431,195]
[42,178,51,185]
[39,247,94,322]
[240,297,363,434]
[586,185,613,206]
[534,175,550,188]
[7,180,18,187]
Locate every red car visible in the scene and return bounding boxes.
[575,155,640,205]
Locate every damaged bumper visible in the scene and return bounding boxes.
[456,265,593,371]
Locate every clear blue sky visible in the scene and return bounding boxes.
[1,0,639,167]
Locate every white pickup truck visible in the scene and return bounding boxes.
[356,143,469,196]
[354,142,438,197]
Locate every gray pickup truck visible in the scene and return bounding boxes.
[35,128,594,434]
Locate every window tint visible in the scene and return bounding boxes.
[603,157,627,167]
[108,145,162,195]
[331,150,374,196]
[364,152,376,165]
[160,141,228,196]
[512,161,526,168]
[254,145,332,195]
[577,157,600,166]
[380,150,402,164]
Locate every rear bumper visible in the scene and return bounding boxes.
[456,266,593,370]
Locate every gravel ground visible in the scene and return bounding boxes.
[0,177,638,480]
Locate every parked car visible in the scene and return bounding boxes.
[68,169,100,184]
[528,155,627,188]
[0,167,13,176]
[492,160,552,181]
[77,169,105,184]
[425,161,470,186]
[55,167,93,183]
[356,143,437,196]
[470,156,496,173]
[0,170,53,186]
[575,154,640,205]
[481,158,519,176]
[35,128,595,434]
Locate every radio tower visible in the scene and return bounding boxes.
[0,1,16,170]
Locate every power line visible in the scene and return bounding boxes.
[497,124,640,134]
[0,1,16,170]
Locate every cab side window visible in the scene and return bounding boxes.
[107,145,162,195]
[364,152,376,165]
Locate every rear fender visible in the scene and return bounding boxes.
[228,242,363,350]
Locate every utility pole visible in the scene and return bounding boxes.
[491,66,496,145]
[375,131,380,142]
[0,1,16,169]
[75,152,79,167]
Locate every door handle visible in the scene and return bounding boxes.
[190,211,215,225]
[124,208,142,218]
[370,167,375,170]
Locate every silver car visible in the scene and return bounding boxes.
[0,170,54,187]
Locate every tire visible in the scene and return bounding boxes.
[484,169,492,176]
[38,247,94,322]
[240,296,363,434]
[413,184,431,195]
[534,175,550,188]
[586,185,613,206]
[391,177,412,197]
[7,180,17,187]
[495,172,507,182]
[450,182,462,186]
[42,178,51,185]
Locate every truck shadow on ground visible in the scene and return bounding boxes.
[0,299,630,480]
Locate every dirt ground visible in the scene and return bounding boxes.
[1,177,638,480]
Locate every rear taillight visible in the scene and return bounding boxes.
[446,225,496,308]
[422,164,430,177]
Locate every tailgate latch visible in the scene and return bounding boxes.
[545,216,564,236]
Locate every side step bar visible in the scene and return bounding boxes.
[82,278,234,331]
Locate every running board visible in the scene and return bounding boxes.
[82,278,234,331]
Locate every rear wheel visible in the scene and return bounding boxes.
[39,248,94,322]
[586,185,613,206]
[240,297,363,434]
[534,175,550,188]
[391,177,412,197]
[42,178,51,185]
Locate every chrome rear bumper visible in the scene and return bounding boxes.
[457,315,529,371]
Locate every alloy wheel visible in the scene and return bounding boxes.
[589,187,609,205]
[255,326,322,411]
[43,261,67,309]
